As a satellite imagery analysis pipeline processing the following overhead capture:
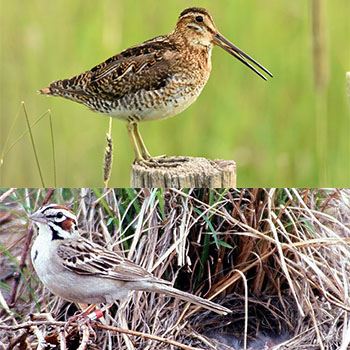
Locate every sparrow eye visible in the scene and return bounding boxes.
[195,15,203,23]
[56,212,64,219]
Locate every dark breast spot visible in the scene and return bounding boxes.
[50,226,64,241]
[33,250,38,261]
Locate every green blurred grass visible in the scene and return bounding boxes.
[0,0,349,187]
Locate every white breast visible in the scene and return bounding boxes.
[31,228,130,304]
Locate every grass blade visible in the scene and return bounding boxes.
[22,102,45,187]
[48,110,57,187]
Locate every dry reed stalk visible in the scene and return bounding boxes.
[0,188,17,203]
[103,117,113,187]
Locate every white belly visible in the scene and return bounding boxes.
[31,235,128,304]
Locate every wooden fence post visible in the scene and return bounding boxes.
[131,156,236,188]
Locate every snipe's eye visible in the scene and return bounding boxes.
[195,15,203,23]
[56,212,63,219]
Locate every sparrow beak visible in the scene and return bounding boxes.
[29,211,47,224]
[213,32,273,81]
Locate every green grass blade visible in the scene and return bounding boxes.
[48,110,57,187]
[22,102,45,187]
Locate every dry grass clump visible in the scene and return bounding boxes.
[0,188,349,349]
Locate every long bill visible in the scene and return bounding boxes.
[214,32,273,81]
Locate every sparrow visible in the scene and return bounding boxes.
[30,204,231,315]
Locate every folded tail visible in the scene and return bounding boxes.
[146,283,231,315]
[38,71,91,97]
[39,79,76,95]
[38,74,93,107]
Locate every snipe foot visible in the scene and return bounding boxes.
[135,156,190,168]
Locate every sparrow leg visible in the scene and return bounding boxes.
[80,303,96,316]
[127,122,144,162]
[65,303,96,330]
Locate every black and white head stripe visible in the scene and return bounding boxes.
[35,204,78,240]
[39,204,77,222]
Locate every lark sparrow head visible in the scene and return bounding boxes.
[30,204,79,240]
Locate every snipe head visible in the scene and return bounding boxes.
[174,7,272,80]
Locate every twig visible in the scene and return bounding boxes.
[117,299,135,350]
[58,328,67,350]
[77,324,90,350]
[8,189,55,306]
[0,313,64,330]
[95,323,204,350]
[0,188,17,203]
[0,320,68,330]
[0,321,204,350]
[0,290,12,316]
[190,332,217,350]
[0,212,12,224]
[234,269,248,350]
[8,330,29,349]
[32,325,47,350]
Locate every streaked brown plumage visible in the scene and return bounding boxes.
[40,7,272,162]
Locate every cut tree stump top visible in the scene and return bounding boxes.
[131,156,236,188]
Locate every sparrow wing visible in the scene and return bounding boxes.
[56,237,158,283]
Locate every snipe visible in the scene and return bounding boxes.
[40,7,272,162]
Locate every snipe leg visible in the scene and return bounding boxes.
[127,122,144,162]
[133,123,169,163]
[127,121,183,166]
[133,123,152,160]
